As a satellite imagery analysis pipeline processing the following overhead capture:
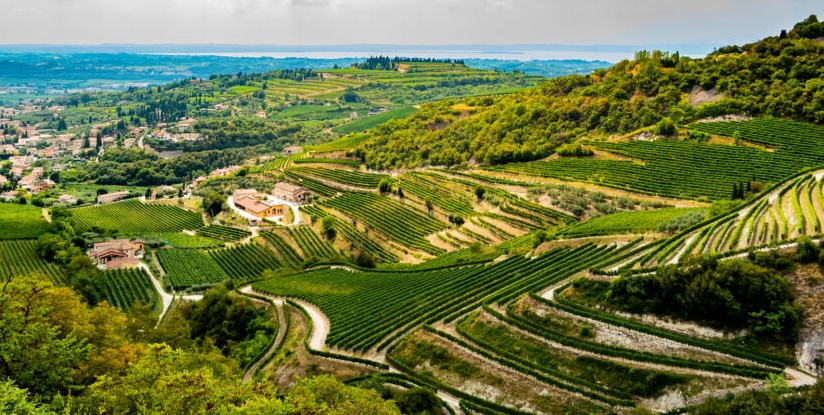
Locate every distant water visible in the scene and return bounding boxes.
[158,50,639,63]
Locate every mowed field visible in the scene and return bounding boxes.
[0,203,50,239]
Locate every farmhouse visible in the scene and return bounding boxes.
[281,145,302,156]
[97,190,131,204]
[232,188,257,199]
[0,174,6,186]
[88,239,145,270]
[234,195,284,218]
[272,182,311,204]
[192,176,207,189]
[1,190,17,201]
[29,179,55,194]
[58,194,78,205]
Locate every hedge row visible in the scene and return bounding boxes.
[386,344,543,415]
[485,305,779,379]
[533,292,794,368]
[427,326,635,406]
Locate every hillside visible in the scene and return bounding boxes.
[1,16,824,415]
[356,17,824,170]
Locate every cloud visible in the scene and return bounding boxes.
[0,0,818,46]
[291,0,329,5]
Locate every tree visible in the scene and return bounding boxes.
[202,191,226,217]
[657,117,676,135]
[474,185,486,200]
[354,251,376,268]
[0,275,91,396]
[0,381,56,415]
[321,215,337,240]
[424,197,433,213]
[145,187,152,199]
[378,179,391,193]
[533,229,548,248]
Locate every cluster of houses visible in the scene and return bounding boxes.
[231,183,310,222]
[87,239,145,270]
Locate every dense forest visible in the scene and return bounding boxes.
[355,16,824,169]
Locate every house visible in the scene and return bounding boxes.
[88,239,145,269]
[0,174,6,187]
[192,176,207,190]
[97,190,131,204]
[101,136,116,148]
[1,190,17,201]
[58,194,78,205]
[52,163,68,172]
[232,188,258,199]
[281,145,302,156]
[234,195,284,218]
[104,257,140,270]
[272,182,311,204]
[29,179,54,194]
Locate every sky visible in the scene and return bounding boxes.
[0,0,821,47]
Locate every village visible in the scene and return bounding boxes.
[0,102,208,203]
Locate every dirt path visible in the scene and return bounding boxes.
[668,233,697,264]
[240,286,331,351]
[139,262,173,324]
[41,208,51,223]
[139,261,202,323]
[242,297,286,383]
[785,367,818,387]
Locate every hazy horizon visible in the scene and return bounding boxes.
[0,0,820,46]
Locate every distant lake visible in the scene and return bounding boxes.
[156,50,640,63]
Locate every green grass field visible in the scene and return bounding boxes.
[0,203,50,239]
[332,107,418,134]
[560,208,706,238]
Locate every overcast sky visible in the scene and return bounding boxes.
[0,0,821,46]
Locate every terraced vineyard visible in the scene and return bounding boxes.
[288,225,338,259]
[70,199,204,234]
[208,242,282,282]
[627,171,824,267]
[197,225,251,242]
[0,239,65,284]
[254,242,620,351]
[292,157,362,168]
[287,166,388,188]
[156,248,229,288]
[98,268,158,311]
[260,230,305,268]
[282,171,339,197]
[398,172,475,216]
[310,133,371,154]
[319,192,448,256]
[301,205,399,263]
[488,119,824,200]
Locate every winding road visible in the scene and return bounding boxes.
[239,286,331,351]
[242,297,287,383]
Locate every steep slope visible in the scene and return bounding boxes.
[355,16,824,170]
